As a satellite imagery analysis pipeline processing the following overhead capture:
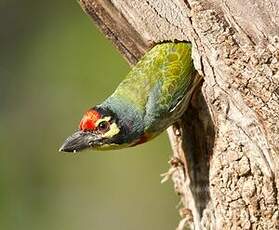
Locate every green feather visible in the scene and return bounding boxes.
[109,42,200,135]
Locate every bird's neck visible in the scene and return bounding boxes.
[101,96,144,142]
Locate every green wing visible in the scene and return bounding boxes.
[111,42,196,131]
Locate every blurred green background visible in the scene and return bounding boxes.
[0,1,179,229]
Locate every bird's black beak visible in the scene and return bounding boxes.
[59,131,101,152]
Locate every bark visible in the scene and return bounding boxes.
[79,0,279,229]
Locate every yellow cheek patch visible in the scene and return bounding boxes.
[102,122,120,138]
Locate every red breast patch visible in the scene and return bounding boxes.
[131,133,150,146]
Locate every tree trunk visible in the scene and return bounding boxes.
[79,0,279,229]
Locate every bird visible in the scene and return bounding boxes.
[59,42,201,152]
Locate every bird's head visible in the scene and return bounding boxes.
[59,106,143,152]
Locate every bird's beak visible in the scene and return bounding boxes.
[59,131,101,152]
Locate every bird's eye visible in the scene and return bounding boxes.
[97,121,110,132]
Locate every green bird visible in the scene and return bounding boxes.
[59,42,200,152]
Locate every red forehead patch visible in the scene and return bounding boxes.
[79,110,101,131]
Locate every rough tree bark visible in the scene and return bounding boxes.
[79,0,279,229]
